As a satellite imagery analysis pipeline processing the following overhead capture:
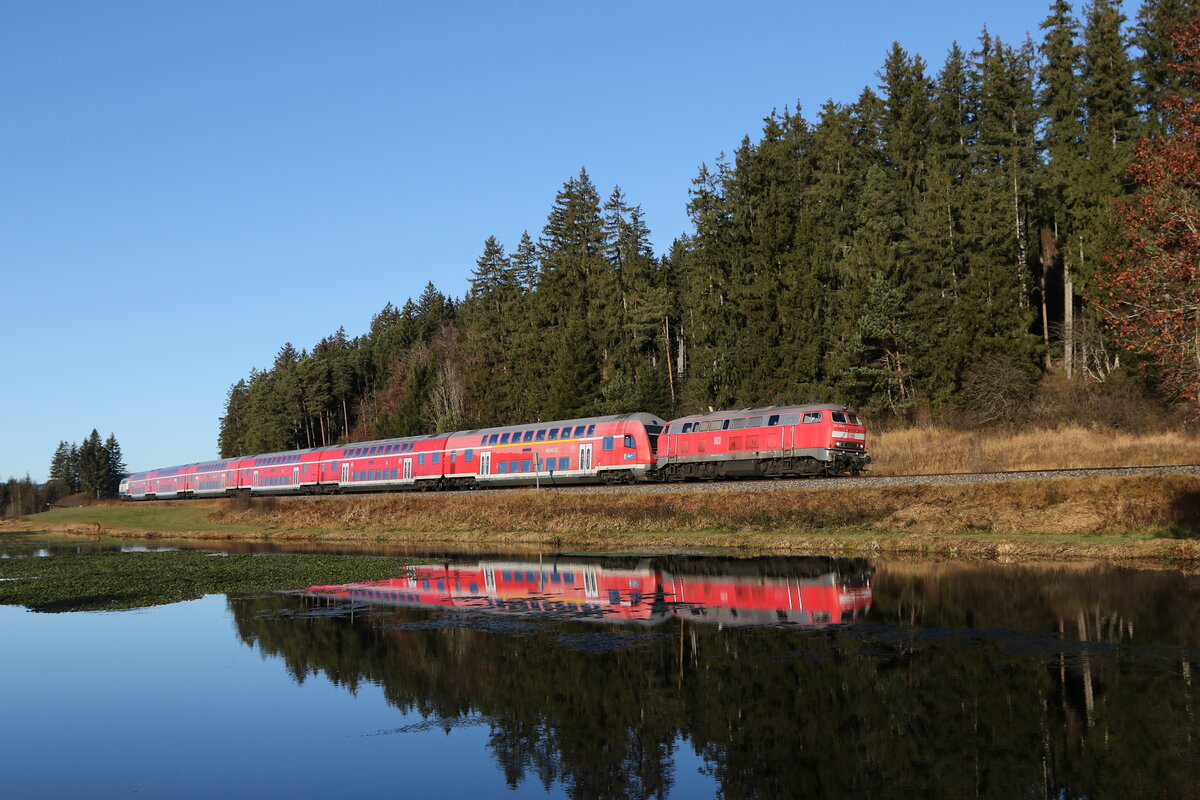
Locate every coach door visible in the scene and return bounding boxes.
[403,458,413,481]
[480,451,491,476]
[293,467,300,486]
[341,463,350,483]
[252,470,259,488]
[579,443,593,472]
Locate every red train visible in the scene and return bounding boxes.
[305,556,874,628]
[119,404,869,500]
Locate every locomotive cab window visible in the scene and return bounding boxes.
[746,416,764,428]
[802,412,822,423]
[832,412,848,423]
[730,418,747,430]
[768,415,780,426]
[623,435,635,448]
[848,412,862,425]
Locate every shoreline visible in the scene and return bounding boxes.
[5,471,1199,565]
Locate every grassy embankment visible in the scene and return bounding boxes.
[5,426,1197,560]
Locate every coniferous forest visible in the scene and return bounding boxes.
[218,0,1200,458]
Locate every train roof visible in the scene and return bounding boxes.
[665,403,855,426]
[446,412,666,439]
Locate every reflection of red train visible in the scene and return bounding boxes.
[305,557,873,628]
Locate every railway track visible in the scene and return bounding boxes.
[552,463,1200,495]
[254,463,1200,502]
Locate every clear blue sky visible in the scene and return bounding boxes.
[2,0,1057,481]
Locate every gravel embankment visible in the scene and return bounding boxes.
[555,464,1200,495]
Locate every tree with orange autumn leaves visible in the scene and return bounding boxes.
[1097,16,1200,410]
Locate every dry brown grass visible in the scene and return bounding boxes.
[203,475,1200,541]
[870,425,1199,475]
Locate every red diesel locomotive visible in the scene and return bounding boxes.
[119,404,868,499]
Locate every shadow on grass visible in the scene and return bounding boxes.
[1164,490,1200,539]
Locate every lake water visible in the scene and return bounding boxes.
[3,545,1199,799]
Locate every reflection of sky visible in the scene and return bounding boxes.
[0,597,717,798]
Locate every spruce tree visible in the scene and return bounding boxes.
[1131,0,1199,137]
[218,379,249,457]
[47,441,74,502]
[1037,0,1087,374]
[103,434,126,497]
[78,429,107,499]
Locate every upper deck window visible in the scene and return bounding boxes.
[523,430,535,443]
[586,424,595,436]
[500,433,511,444]
[573,425,586,438]
[535,429,546,441]
[547,428,560,439]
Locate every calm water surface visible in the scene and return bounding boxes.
[3,545,1199,799]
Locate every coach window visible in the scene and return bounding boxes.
[432,453,440,464]
[559,456,570,470]
[802,412,822,423]
[449,451,456,463]
[535,429,546,441]
[602,436,614,451]
[464,449,473,461]
[418,454,426,465]
[547,428,559,439]
[624,435,635,448]
[522,459,531,472]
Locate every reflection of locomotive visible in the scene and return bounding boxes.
[305,556,873,628]
[120,404,869,499]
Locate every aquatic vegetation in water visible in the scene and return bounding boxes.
[0,550,416,613]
